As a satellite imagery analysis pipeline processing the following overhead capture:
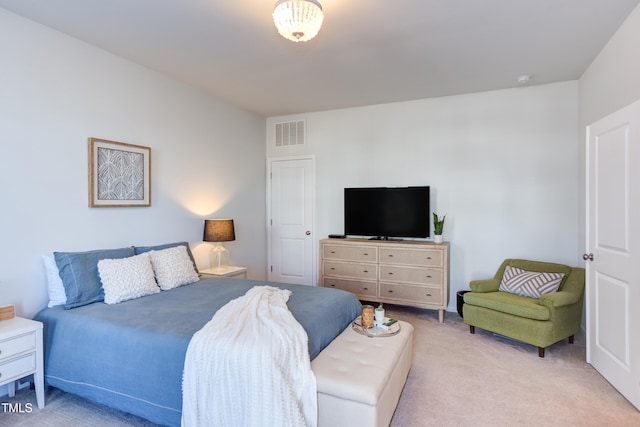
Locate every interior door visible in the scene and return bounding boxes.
[585,99,640,410]
[268,158,314,286]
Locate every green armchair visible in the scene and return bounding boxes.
[463,259,585,357]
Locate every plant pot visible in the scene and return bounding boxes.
[433,235,443,244]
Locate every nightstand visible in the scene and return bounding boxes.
[200,266,247,279]
[0,317,44,408]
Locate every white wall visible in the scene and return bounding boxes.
[578,3,640,251]
[0,9,267,318]
[268,81,580,312]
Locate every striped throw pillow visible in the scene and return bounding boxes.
[499,265,564,298]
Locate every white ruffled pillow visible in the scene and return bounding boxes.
[42,255,67,308]
[148,245,199,290]
[98,253,160,304]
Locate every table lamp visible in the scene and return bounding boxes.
[203,219,235,270]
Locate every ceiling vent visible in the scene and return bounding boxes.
[275,120,305,147]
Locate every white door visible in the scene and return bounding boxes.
[268,158,314,286]
[585,99,640,410]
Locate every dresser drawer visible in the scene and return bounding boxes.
[379,247,443,267]
[322,278,377,297]
[379,283,442,305]
[323,261,378,280]
[379,265,443,285]
[0,353,36,385]
[323,244,378,262]
[0,331,36,362]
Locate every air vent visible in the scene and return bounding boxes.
[275,120,305,147]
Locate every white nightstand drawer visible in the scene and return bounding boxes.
[0,353,36,384]
[0,331,36,361]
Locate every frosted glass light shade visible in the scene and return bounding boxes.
[273,0,324,42]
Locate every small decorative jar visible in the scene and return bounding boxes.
[362,305,374,328]
[375,304,385,323]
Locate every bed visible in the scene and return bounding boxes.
[35,252,361,426]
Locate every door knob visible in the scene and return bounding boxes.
[583,253,594,261]
[305,231,311,235]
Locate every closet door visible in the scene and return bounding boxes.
[268,157,314,286]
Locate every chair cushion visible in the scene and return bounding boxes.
[464,291,550,320]
[499,265,564,298]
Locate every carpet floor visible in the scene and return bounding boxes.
[2,304,639,426]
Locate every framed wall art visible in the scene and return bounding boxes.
[88,138,151,207]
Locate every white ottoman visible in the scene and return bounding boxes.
[311,320,414,427]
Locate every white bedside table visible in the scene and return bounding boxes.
[200,266,247,279]
[0,317,44,408]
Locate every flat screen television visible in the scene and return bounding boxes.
[344,186,430,239]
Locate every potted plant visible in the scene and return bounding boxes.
[433,213,446,243]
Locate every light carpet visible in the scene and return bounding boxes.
[2,304,639,427]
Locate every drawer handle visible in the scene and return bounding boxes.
[387,290,394,293]
[388,254,394,257]
[363,270,368,273]
[364,287,369,290]
[426,256,432,259]
[330,267,335,270]
[330,251,336,254]
[363,253,369,256]
[426,275,432,278]
[388,272,394,275]
[426,293,432,297]
[330,284,336,287]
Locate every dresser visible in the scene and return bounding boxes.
[0,317,44,408]
[320,238,450,322]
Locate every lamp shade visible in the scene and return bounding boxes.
[203,219,235,242]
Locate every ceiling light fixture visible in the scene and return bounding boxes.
[273,0,324,43]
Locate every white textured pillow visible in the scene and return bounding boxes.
[148,245,199,290]
[499,265,564,298]
[42,255,67,308]
[98,253,160,304]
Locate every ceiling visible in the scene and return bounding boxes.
[1,0,638,117]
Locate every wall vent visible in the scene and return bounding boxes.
[274,120,305,147]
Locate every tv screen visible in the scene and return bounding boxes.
[344,187,430,239]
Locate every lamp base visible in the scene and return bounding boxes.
[210,242,229,270]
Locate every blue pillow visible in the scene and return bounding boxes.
[133,241,199,273]
[54,247,136,309]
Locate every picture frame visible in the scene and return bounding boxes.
[88,138,151,207]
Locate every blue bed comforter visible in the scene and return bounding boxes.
[34,277,361,426]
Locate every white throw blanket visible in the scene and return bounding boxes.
[181,286,317,427]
